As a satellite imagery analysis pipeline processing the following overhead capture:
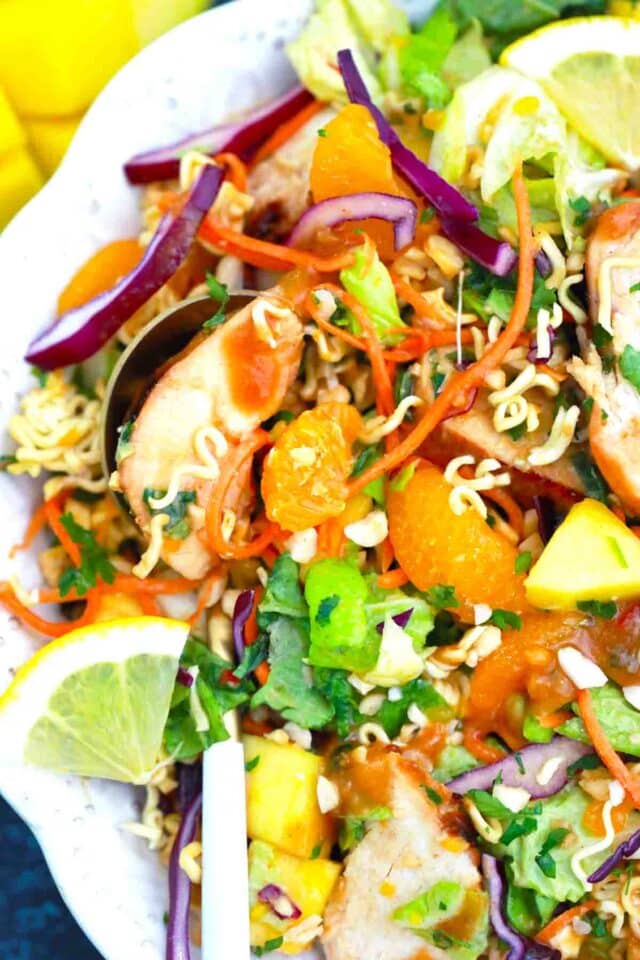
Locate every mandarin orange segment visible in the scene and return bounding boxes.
[57,238,143,315]
[262,405,361,533]
[387,461,528,612]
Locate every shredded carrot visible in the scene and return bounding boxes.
[317,517,344,558]
[536,900,597,945]
[577,689,640,808]
[483,488,525,539]
[377,536,395,574]
[0,583,104,638]
[348,163,535,496]
[377,567,409,589]
[255,662,270,686]
[206,430,279,559]
[43,496,81,566]
[304,289,366,351]
[36,574,202,605]
[137,593,163,616]
[214,152,248,191]
[187,569,224,626]
[536,363,567,383]
[10,500,51,557]
[537,709,573,729]
[463,725,506,764]
[242,714,273,735]
[199,218,356,273]
[252,100,324,166]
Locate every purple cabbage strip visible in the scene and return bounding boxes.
[124,85,313,184]
[588,827,640,884]
[287,192,417,251]
[176,667,194,688]
[376,608,413,634]
[439,216,517,277]
[533,496,559,546]
[482,854,561,960]
[257,884,302,920]
[232,589,256,662]
[26,164,224,370]
[447,736,593,799]
[337,48,477,223]
[166,789,202,960]
[535,250,552,277]
[176,762,203,819]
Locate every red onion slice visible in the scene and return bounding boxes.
[258,884,302,921]
[337,49,477,224]
[447,736,593,799]
[482,855,560,960]
[588,827,640,884]
[26,164,224,370]
[439,216,517,278]
[124,86,313,184]
[232,589,256,662]
[167,789,202,960]
[287,192,417,251]
[176,667,194,688]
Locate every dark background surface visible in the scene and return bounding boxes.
[0,795,103,959]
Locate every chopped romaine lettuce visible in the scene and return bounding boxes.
[505,879,556,937]
[394,882,489,960]
[432,744,479,782]
[305,558,375,671]
[362,616,424,687]
[559,683,640,757]
[365,578,434,650]
[397,4,457,107]
[251,618,333,729]
[287,0,382,103]
[257,553,308,630]
[344,0,409,52]
[441,20,491,90]
[340,244,405,345]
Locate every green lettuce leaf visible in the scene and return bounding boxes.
[441,20,491,90]
[448,0,606,52]
[398,4,457,107]
[340,244,405,345]
[559,683,640,757]
[313,668,363,737]
[305,558,376,672]
[257,553,308,630]
[164,638,253,760]
[287,0,383,103]
[251,618,333,729]
[505,880,556,937]
[432,744,479,782]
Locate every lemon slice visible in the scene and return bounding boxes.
[0,616,188,783]
[502,16,640,170]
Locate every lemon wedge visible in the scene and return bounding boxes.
[0,616,188,783]
[502,16,640,169]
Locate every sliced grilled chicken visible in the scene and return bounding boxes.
[118,291,303,579]
[247,106,335,241]
[323,750,485,960]
[573,200,640,512]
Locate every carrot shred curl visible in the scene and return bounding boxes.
[377,567,409,589]
[577,688,640,808]
[214,152,248,191]
[43,497,81,566]
[0,583,104,638]
[206,430,279,559]
[10,499,52,557]
[199,218,356,273]
[348,162,535,496]
[536,900,597,945]
[252,100,324,166]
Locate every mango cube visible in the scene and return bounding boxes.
[526,498,640,609]
[244,734,334,858]
[93,592,146,622]
[0,0,137,117]
[0,147,44,228]
[25,116,82,176]
[249,840,341,954]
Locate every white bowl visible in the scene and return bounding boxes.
[0,1,433,956]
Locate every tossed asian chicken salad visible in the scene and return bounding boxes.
[6,0,640,958]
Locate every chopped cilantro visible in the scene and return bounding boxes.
[430,366,446,396]
[576,599,617,620]
[339,807,391,851]
[572,451,609,503]
[57,514,116,597]
[143,488,197,540]
[203,273,229,331]
[310,842,322,859]
[569,195,591,227]
[422,785,443,805]
[514,551,532,575]
[255,937,284,956]
[315,595,340,626]
[244,755,260,773]
[609,536,628,569]
[430,609,464,647]
[489,609,522,631]
[620,344,640,393]
[535,826,569,878]
[31,366,49,387]
[233,633,268,680]
[501,815,538,846]
[394,366,416,411]
[592,323,612,350]
[514,753,525,775]
[420,206,436,223]
[351,443,382,478]
[0,454,17,469]
[508,421,527,442]
[567,753,600,776]
[468,789,511,820]
[317,127,327,138]
[424,584,459,610]
[630,281,640,294]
